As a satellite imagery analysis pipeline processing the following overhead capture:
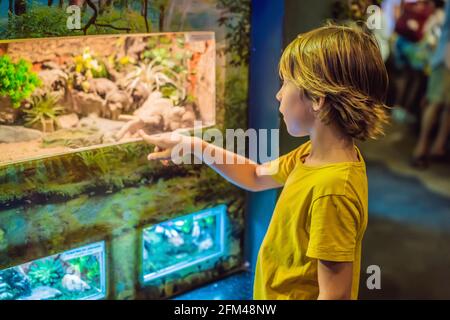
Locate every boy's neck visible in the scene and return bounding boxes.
[306,122,358,165]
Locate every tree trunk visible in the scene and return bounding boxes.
[69,0,84,5]
[159,5,165,32]
[48,0,54,6]
[99,0,106,13]
[143,0,149,32]
[14,0,26,15]
[8,0,13,14]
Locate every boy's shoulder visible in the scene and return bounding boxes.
[306,160,367,202]
[309,166,352,196]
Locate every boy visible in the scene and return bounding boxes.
[131,24,389,300]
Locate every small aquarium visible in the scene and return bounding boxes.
[0,32,215,165]
[0,241,106,300]
[142,205,226,282]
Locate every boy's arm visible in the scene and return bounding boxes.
[193,138,283,192]
[306,195,361,300]
[139,131,283,192]
[317,260,353,300]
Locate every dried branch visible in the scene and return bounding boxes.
[82,0,131,35]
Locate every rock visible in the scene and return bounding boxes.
[0,291,14,300]
[87,78,118,99]
[105,90,132,120]
[38,69,68,92]
[133,93,175,131]
[19,286,62,300]
[0,125,43,143]
[125,37,147,61]
[42,128,102,149]
[117,91,196,138]
[129,82,150,110]
[43,115,127,148]
[181,105,196,128]
[71,91,107,118]
[78,115,125,134]
[55,113,79,129]
[61,274,91,292]
[0,97,18,124]
[79,115,128,144]
[41,61,61,70]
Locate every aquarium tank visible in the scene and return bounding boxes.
[0,241,106,300]
[143,205,225,283]
[0,32,215,165]
[0,0,250,300]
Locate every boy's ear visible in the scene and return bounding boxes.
[312,97,325,112]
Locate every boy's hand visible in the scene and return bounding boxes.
[138,130,197,166]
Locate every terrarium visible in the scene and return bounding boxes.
[0,241,106,300]
[142,205,226,283]
[0,32,215,165]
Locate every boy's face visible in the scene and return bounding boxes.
[276,81,316,137]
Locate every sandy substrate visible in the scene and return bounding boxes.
[0,140,71,165]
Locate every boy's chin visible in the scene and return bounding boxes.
[286,127,309,138]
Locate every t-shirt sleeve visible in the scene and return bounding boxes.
[306,195,361,262]
[258,144,305,185]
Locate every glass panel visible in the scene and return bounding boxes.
[143,205,226,282]
[0,241,106,300]
[0,32,215,165]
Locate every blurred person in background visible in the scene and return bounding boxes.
[392,0,437,121]
[412,0,450,168]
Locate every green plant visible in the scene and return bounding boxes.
[76,149,113,175]
[124,59,186,105]
[69,255,100,283]
[28,258,65,287]
[23,94,65,128]
[93,8,151,34]
[1,3,82,39]
[217,0,251,67]
[0,55,40,107]
[132,35,192,105]
[74,48,109,79]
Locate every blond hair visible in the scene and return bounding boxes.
[279,23,389,140]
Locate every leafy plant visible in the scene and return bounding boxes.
[23,94,65,128]
[1,3,82,39]
[76,149,113,175]
[124,60,186,105]
[68,255,100,283]
[0,269,32,300]
[28,258,65,287]
[92,8,151,34]
[125,35,194,105]
[74,48,108,79]
[0,55,41,107]
[217,0,251,67]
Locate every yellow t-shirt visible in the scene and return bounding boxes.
[253,140,368,300]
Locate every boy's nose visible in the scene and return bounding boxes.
[276,91,282,102]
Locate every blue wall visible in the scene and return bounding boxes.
[245,0,284,272]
